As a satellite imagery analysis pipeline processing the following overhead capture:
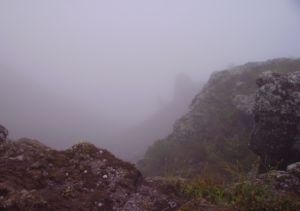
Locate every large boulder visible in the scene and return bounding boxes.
[251,71,300,172]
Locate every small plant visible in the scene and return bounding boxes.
[181,178,227,204]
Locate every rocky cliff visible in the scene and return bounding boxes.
[0,139,185,211]
[139,58,300,177]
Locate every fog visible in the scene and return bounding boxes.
[0,0,300,159]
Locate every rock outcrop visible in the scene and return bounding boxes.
[0,125,8,143]
[250,71,300,172]
[0,139,185,211]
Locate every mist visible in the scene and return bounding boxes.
[1,0,300,159]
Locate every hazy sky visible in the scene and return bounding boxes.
[1,0,300,126]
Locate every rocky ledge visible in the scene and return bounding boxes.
[0,139,184,211]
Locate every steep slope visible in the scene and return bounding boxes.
[139,58,300,177]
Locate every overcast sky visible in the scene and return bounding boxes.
[1,0,300,126]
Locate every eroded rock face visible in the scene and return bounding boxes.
[251,71,300,172]
[0,140,185,211]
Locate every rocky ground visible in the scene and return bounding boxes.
[0,137,299,211]
[0,139,186,211]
